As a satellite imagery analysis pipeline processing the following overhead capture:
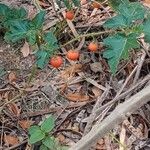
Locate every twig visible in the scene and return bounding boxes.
[62,30,114,47]
[133,50,146,84]
[69,84,150,150]
[95,74,150,117]
[0,91,23,114]
[84,88,110,135]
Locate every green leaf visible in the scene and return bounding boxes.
[103,33,140,74]
[0,67,6,77]
[40,144,49,150]
[104,15,127,29]
[0,3,10,16]
[29,127,45,144]
[4,19,38,44]
[28,125,41,135]
[41,116,55,133]
[143,18,150,43]
[104,2,146,29]
[63,0,71,10]
[44,32,58,44]
[72,0,80,7]
[35,50,49,69]
[42,136,56,149]
[108,0,129,10]
[31,11,45,29]
[117,2,145,25]
[1,6,27,28]
[4,20,29,42]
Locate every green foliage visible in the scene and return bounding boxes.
[102,1,149,74]
[28,116,67,150]
[0,67,6,77]
[143,18,150,43]
[103,33,140,74]
[0,3,27,28]
[41,115,55,133]
[29,126,45,144]
[0,3,58,69]
[42,136,56,149]
[104,2,145,29]
[108,0,129,10]
[36,32,59,68]
[4,11,45,45]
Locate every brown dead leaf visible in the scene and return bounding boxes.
[39,0,50,7]
[61,64,82,80]
[8,72,17,83]
[66,92,89,102]
[96,138,106,150]
[18,120,33,129]
[143,0,150,7]
[57,134,65,143]
[21,41,30,57]
[4,134,19,146]
[144,0,150,4]
[92,86,102,97]
[7,103,21,117]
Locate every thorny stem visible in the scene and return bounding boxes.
[62,30,114,47]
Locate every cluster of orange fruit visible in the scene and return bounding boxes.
[50,1,101,68]
[50,42,99,68]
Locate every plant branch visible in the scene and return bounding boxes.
[62,30,114,47]
[69,84,150,150]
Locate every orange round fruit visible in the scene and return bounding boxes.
[66,50,79,61]
[66,10,74,20]
[92,1,101,9]
[88,42,98,52]
[50,56,63,68]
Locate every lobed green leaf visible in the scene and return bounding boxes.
[42,136,56,149]
[29,126,45,144]
[143,18,150,43]
[41,116,55,133]
[103,33,140,74]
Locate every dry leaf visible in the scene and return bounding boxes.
[4,134,19,146]
[8,71,17,83]
[18,120,33,129]
[57,134,65,143]
[39,0,50,7]
[7,103,21,117]
[61,64,82,80]
[66,93,89,102]
[119,124,126,150]
[21,41,30,57]
[144,0,150,4]
[92,86,102,97]
[143,0,150,7]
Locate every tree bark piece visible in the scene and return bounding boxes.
[69,85,150,150]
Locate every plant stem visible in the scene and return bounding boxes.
[62,30,114,47]
[27,64,37,85]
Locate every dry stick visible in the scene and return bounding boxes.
[69,84,150,150]
[85,66,138,142]
[96,66,137,117]
[94,74,150,116]
[0,91,23,114]
[84,88,110,135]
[133,50,146,84]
